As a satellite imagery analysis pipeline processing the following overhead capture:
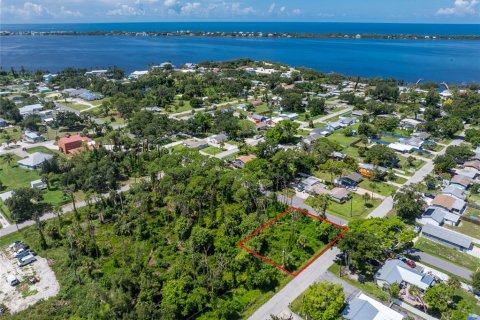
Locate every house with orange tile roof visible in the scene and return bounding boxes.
[58,134,94,155]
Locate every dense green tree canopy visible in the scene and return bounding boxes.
[303,281,345,320]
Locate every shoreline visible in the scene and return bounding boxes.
[1,30,480,40]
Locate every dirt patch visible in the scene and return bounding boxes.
[0,246,59,314]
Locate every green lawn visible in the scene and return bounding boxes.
[0,199,13,222]
[444,208,480,239]
[43,188,69,206]
[63,101,89,111]
[202,146,224,155]
[326,132,360,148]
[171,100,193,113]
[414,238,480,271]
[306,193,381,220]
[0,127,23,144]
[254,103,270,115]
[358,180,398,197]
[26,146,60,155]
[0,155,40,190]
[342,146,360,158]
[398,155,426,171]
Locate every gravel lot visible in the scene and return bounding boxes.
[0,246,59,314]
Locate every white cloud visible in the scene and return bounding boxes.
[292,8,301,15]
[164,0,177,7]
[180,2,200,15]
[2,2,54,19]
[268,2,275,14]
[59,6,83,17]
[437,0,479,15]
[107,4,145,15]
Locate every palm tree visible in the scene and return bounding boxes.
[64,185,80,221]
[3,153,14,167]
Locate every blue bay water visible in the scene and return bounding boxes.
[1,23,479,83]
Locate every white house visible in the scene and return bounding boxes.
[375,259,436,291]
[19,104,43,116]
[207,134,228,146]
[31,179,47,190]
[418,206,460,226]
[17,152,53,170]
[342,293,404,320]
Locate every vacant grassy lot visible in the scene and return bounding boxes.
[414,238,480,271]
[0,127,23,144]
[26,146,60,155]
[202,146,224,155]
[358,180,398,197]
[242,210,338,274]
[306,193,381,220]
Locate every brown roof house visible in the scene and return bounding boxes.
[450,174,473,190]
[431,194,466,214]
[234,155,257,168]
[464,160,480,171]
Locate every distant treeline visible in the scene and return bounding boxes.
[1,30,480,40]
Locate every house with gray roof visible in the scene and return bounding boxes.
[310,126,333,136]
[19,104,43,116]
[442,185,466,201]
[342,293,404,320]
[207,134,228,146]
[303,133,323,146]
[418,207,460,226]
[17,152,53,170]
[421,223,472,251]
[374,259,436,291]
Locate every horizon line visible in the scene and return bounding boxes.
[3,21,480,26]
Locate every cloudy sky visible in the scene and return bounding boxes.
[1,0,479,24]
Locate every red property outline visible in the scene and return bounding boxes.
[238,206,348,277]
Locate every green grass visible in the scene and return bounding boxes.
[171,100,193,113]
[414,238,480,271]
[0,199,13,222]
[26,146,60,155]
[201,146,224,155]
[328,263,389,301]
[443,208,480,239]
[0,155,41,191]
[306,193,381,220]
[358,180,398,197]
[398,155,426,171]
[63,102,89,111]
[254,103,270,115]
[243,211,332,274]
[0,127,23,144]
[43,188,69,206]
[342,146,360,158]
[326,132,359,149]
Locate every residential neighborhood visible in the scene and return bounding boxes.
[0,59,479,320]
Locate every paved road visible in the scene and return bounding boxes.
[0,185,131,238]
[249,248,340,320]
[410,250,473,280]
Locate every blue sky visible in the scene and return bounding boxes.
[1,0,479,24]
